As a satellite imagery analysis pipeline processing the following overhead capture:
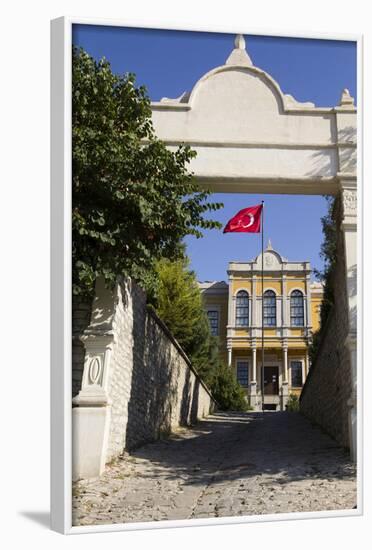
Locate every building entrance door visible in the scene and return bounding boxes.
[264,366,279,395]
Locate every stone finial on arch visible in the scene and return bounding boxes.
[156,33,317,114]
[225,34,253,66]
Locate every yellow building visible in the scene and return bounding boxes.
[199,241,323,411]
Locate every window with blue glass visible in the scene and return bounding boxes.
[235,290,249,327]
[207,310,219,336]
[236,360,249,387]
[291,361,303,387]
[290,290,304,326]
[263,290,276,326]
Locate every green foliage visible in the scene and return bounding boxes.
[313,196,337,327]
[310,196,337,362]
[286,393,300,412]
[153,257,248,411]
[72,46,223,297]
[309,328,321,365]
[153,256,214,378]
[210,363,249,412]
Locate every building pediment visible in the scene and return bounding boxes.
[228,241,310,274]
[254,249,283,271]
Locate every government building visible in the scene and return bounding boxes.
[199,241,323,411]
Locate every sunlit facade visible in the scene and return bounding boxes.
[200,241,323,411]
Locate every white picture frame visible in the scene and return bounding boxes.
[50,16,363,534]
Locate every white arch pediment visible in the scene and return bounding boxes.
[152,63,322,145]
[150,35,356,194]
[188,64,285,114]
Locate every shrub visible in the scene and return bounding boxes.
[211,363,249,412]
[286,393,300,412]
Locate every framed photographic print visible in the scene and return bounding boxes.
[51,17,362,534]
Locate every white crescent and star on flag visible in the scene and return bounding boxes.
[231,212,255,230]
[223,203,263,233]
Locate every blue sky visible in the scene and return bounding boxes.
[72,25,357,282]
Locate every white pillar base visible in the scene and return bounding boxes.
[72,405,111,481]
[280,382,289,411]
[249,381,259,410]
[345,332,357,461]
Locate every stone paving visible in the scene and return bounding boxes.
[72,411,357,526]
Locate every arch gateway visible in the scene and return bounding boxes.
[150,35,357,458]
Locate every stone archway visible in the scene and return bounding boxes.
[150,35,357,458]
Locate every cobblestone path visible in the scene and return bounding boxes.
[72,412,356,526]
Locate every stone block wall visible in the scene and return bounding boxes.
[73,277,217,478]
[300,198,352,449]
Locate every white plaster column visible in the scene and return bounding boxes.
[305,274,312,331]
[340,180,357,460]
[228,347,232,367]
[346,334,357,461]
[249,345,258,410]
[280,343,289,411]
[283,346,288,382]
[227,275,234,327]
[72,278,120,480]
[252,347,257,382]
[252,275,257,327]
[282,275,289,327]
[276,294,281,327]
[341,184,357,336]
[72,333,114,481]
[304,351,310,378]
[301,359,306,386]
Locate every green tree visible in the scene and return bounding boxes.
[310,196,337,362]
[154,256,249,411]
[313,196,337,327]
[153,256,215,381]
[72,47,222,297]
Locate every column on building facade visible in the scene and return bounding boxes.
[252,275,257,327]
[281,343,289,410]
[301,359,306,385]
[227,275,234,369]
[275,294,283,327]
[304,351,310,377]
[305,274,312,331]
[227,275,234,327]
[251,346,257,382]
[249,344,258,410]
[282,275,288,327]
[282,345,288,382]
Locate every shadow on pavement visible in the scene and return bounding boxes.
[123,411,355,488]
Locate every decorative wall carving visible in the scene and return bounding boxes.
[342,189,357,217]
[265,254,274,267]
[88,357,102,385]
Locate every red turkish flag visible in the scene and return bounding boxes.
[223,204,263,233]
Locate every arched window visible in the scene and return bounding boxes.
[235,290,249,327]
[263,290,276,326]
[290,290,304,326]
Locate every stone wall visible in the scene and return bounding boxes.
[300,198,352,449]
[73,278,216,479]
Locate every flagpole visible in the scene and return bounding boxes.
[261,200,265,413]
